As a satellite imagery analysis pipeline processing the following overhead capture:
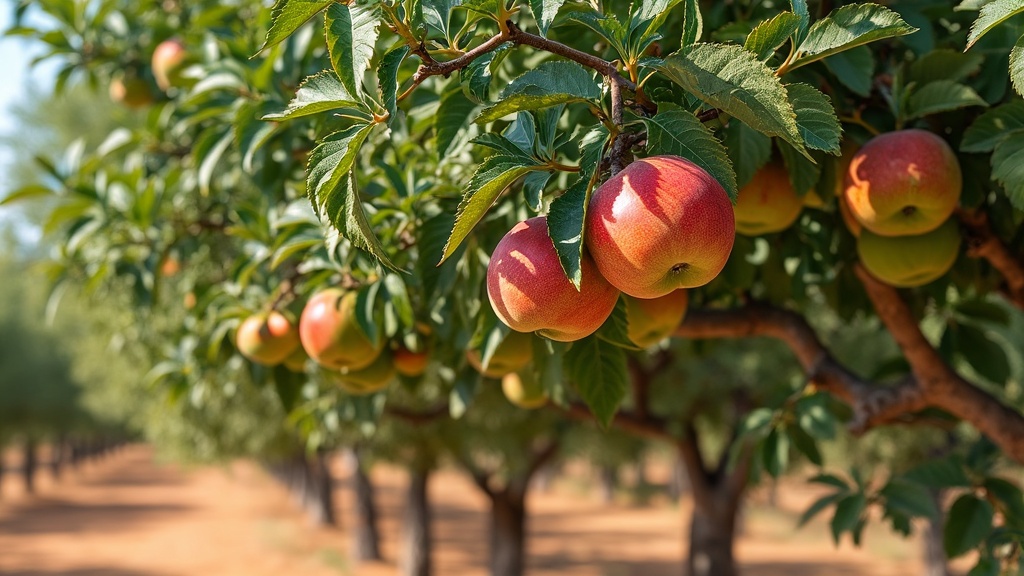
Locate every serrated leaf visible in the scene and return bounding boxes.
[422,0,461,39]
[547,178,589,288]
[325,3,379,97]
[476,61,601,123]
[324,171,399,271]
[955,299,1011,325]
[461,43,511,103]
[530,0,568,35]
[378,45,408,124]
[595,297,641,349]
[831,493,866,545]
[967,0,1024,50]
[991,132,1024,209]
[790,4,917,71]
[307,123,376,209]
[641,110,737,198]
[787,83,841,153]
[565,336,628,427]
[566,11,628,56]
[823,46,874,96]
[440,157,539,262]
[681,0,703,46]
[724,121,772,188]
[945,494,995,558]
[744,12,801,61]
[263,71,365,120]
[779,142,820,195]
[522,170,553,211]
[905,80,988,120]
[909,49,984,84]
[436,86,479,158]
[656,43,807,157]
[259,0,333,53]
[1010,33,1024,97]
[790,0,810,43]
[902,456,972,488]
[961,101,1024,152]
[579,124,609,176]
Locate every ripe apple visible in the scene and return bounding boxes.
[733,163,803,236]
[160,255,180,277]
[838,194,862,237]
[501,371,548,410]
[844,129,961,237]
[299,288,381,370]
[586,155,735,298]
[466,330,534,378]
[152,38,187,92]
[857,218,960,287]
[625,289,689,349]
[236,311,301,366]
[487,216,619,342]
[332,352,395,395]
[394,345,430,377]
[283,347,309,372]
[109,75,154,109]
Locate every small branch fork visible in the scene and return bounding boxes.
[958,208,1024,310]
[673,265,1024,464]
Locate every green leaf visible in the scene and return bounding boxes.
[461,43,511,103]
[966,0,1024,50]
[955,299,1011,325]
[440,156,539,262]
[831,493,866,544]
[905,80,988,120]
[787,423,822,466]
[809,473,851,491]
[422,0,461,39]
[902,456,972,488]
[656,43,806,156]
[790,4,917,71]
[790,0,810,43]
[476,61,601,124]
[0,184,54,205]
[957,323,1012,385]
[799,492,843,527]
[450,364,482,418]
[724,121,772,188]
[436,86,479,158]
[763,427,791,477]
[984,477,1024,526]
[378,45,409,124]
[944,494,995,558]
[744,12,801,61]
[565,336,629,427]
[259,0,333,53]
[307,123,376,210]
[547,178,589,288]
[566,11,628,57]
[641,110,737,199]
[595,297,641,350]
[681,0,703,46]
[824,46,873,96]
[879,479,937,518]
[325,3,379,98]
[961,101,1024,153]
[529,0,568,35]
[909,49,984,84]
[263,71,365,121]
[1010,33,1024,97]
[325,171,399,271]
[780,142,820,195]
[991,132,1024,209]
[786,83,841,153]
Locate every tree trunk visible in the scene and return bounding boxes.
[400,468,432,576]
[302,450,336,527]
[688,493,739,576]
[0,446,5,500]
[488,489,527,576]
[923,488,951,576]
[23,439,36,494]
[669,455,687,502]
[598,465,617,504]
[350,450,382,562]
[50,438,64,481]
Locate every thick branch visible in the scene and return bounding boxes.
[562,402,674,442]
[855,264,1024,463]
[505,21,637,91]
[958,208,1024,309]
[386,403,450,425]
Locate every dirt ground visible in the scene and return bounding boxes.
[0,445,946,576]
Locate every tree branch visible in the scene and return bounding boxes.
[958,208,1024,309]
[855,264,1024,463]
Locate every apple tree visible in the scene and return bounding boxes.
[6,0,1024,574]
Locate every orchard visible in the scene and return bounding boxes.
[4,0,1024,575]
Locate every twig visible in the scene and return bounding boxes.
[957,208,1024,309]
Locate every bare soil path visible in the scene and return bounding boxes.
[0,445,939,575]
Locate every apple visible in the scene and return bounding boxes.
[838,194,863,237]
[332,352,395,395]
[109,75,154,109]
[857,218,960,287]
[844,129,961,237]
[236,311,301,366]
[152,38,188,92]
[733,163,803,236]
[625,289,689,349]
[487,216,619,342]
[394,345,430,377]
[586,155,735,298]
[299,288,381,370]
[283,347,309,372]
[466,330,534,378]
[501,371,548,410]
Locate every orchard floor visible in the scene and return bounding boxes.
[0,445,958,576]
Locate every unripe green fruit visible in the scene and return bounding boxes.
[501,371,548,410]
[625,290,688,349]
[332,352,395,395]
[734,163,803,236]
[857,218,960,287]
[466,330,534,378]
[109,76,154,109]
